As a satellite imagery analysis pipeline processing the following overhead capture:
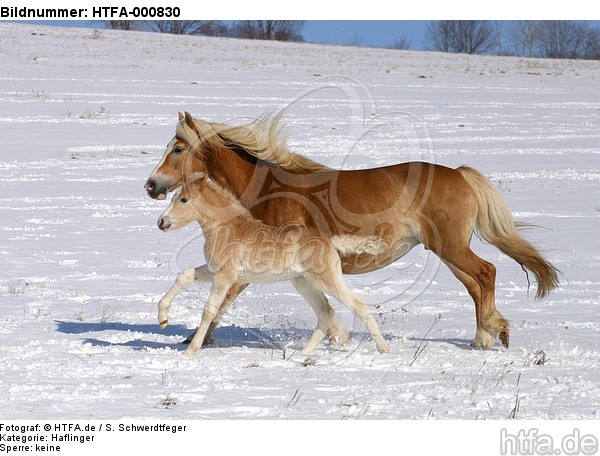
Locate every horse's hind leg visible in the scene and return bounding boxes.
[442,250,509,349]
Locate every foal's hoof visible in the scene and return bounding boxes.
[376,341,390,354]
[328,330,350,347]
[159,319,168,329]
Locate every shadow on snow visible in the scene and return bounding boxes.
[55,321,481,353]
[55,320,298,351]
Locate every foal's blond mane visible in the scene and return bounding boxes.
[179,172,257,229]
[176,113,329,172]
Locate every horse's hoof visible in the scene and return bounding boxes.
[471,330,496,350]
[499,330,510,349]
[159,319,168,329]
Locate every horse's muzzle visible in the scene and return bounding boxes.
[145,179,167,200]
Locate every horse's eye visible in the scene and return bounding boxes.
[172,146,185,155]
[180,197,188,203]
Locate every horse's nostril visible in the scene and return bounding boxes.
[145,180,155,192]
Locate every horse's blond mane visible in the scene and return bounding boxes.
[177,113,329,173]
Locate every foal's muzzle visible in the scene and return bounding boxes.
[157,217,171,231]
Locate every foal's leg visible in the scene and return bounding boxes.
[291,277,335,354]
[310,270,389,354]
[183,277,233,356]
[185,283,350,347]
[158,265,212,329]
[289,277,350,347]
[183,283,249,345]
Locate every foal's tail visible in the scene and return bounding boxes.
[457,166,559,299]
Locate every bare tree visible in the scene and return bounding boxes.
[509,20,599,60]
[195,20,229,37]
[389,36,411,50]
[425,20,496,54]
[102,21,136,31]
[229,20,305,42]
[538,20,590,59]
[147,21,206,35]
[425,20,454,53]
[583,27,600,60]
[509,20,542,57]
[348,33,363,47]
[494,21,506,55]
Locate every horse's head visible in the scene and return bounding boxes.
[145,112,205,200]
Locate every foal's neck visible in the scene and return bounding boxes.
[194,178,254,232]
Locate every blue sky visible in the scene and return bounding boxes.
[9,20,599,52]
[10,20,428,50]
[303,21,428,49]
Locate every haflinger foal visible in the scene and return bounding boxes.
[157,172,389,356]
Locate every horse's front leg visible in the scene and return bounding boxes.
[158,265,211,329]
[183,277,234,356]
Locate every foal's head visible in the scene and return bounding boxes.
[157,174,208,232]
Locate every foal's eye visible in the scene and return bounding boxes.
[172,146,185,155]
[180,197,188,203]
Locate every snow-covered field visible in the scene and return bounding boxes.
[1,23,599,420]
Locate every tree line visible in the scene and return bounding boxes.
[104,20,305,42]
[425,20,600,59]
[103,20,600,60]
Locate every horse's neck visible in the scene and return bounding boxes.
[206,145,260,200]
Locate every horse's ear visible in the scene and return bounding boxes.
[183,111,201,136]
[178,112,184,121]
[184,112,194,127]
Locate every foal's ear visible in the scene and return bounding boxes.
[178,112,184,121]
[186,171,207,183]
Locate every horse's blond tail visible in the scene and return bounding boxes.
[457,166,559,299]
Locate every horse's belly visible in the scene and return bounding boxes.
[340,236,419,274]
[235,268,302,284]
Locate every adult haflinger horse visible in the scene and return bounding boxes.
[145,112,559,351]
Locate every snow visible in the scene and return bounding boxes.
[1,23,599,420]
